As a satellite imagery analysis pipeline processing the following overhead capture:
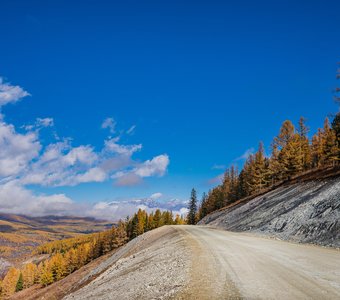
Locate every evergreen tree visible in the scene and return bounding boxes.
[268,143,281,184]
[15,273,23,292]
[274,120,295,149]
[212,186,225,210]
[297,117,312,170]
[323,117,339,165]
[332,113,340,152]
[2,267,20,297]
[187,188,198,225]
[253,142,269,191]
[22,263,38,289]
[311,129,324,167]
[199,192,208,219]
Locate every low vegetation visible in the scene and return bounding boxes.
[0,209,185,299]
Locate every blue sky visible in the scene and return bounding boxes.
[0,0,339,219]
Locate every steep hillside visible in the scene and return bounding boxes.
[198,176,340,247]
[0,214,112,276]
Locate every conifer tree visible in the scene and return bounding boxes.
[332,113,340,152]
[311,129,324,167]
[268,143,281,184]
[323,117,339,165]
[297,117,312,170]
[174,214,185,224]
[153,209,162,228]
[274,120,295,148]
[15,273,23,292]
[136,209,146,236]
[212,186,225,210]
[22,263,38,289]
[199,192,208,219]
[253,142,269,191]
[187,188,198,225]
[39,262,54,286]
[2,267,20,297]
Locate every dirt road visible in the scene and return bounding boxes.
[180,225,340,299]
[64,225,340,300]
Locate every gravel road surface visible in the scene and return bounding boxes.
[65,225,340,300]
[180,225,340,299]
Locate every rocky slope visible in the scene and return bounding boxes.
[63,226,190,300]
[198,176,340,247]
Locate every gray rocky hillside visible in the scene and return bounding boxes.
[198,176,340,248]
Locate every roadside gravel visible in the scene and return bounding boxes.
[64,226,190,300]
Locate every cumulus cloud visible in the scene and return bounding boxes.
[0,180,74,216]
[135,154,169,177]
[21,142,100,186]
[114,173,143,186]
[101,117,116,133]
[0,77,171,218]
[74,167,107,184]
[0,121,41,177]
[0,78,30,107]
[112,154,170,186]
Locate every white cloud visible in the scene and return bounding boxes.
[104,137,142,156]
[150,192,163,200]
[101,117,116,133]
[0,180,74,216]
[0,121,41,177]
[126,125,136,135]
[114,173,143,186]
[112,154,170,186]
[75,167,107,183]
[0,76,171,218]
[63,145,97,166]
[0,78,30,107]
[21,142,100,186]
[36,117,54,128]
[135,154,169,177]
